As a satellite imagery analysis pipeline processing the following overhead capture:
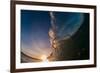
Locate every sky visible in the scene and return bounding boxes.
[21,10,85,60]
[21,10,52,59]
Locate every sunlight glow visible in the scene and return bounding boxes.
[40,55,49,62]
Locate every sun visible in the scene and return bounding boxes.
[40,55,49,62]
